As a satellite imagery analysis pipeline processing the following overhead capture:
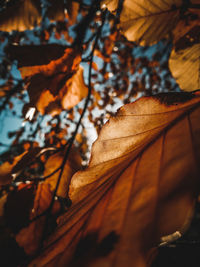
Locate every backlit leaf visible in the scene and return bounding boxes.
[30,91,200,266]
[0,0,65,32]
[61,66,88,110]
[19,48,88,115]
[172,9,200,45]
[169,43,200,91]
[103,0,198,45]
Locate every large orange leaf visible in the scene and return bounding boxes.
[30,91,200,267]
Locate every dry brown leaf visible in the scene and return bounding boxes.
[103,0,198,45]
[19,48,87,115]
[172,9,200,45]
[169,43,200,91]
[61,66,88,110]
[4,183,36,233]
[0,0,65,32]
[16,183,60,255]
[0,0,41,32]
[30,91,200,267]
[6,44,67,68]
[0,159,20,186]
[0,151,29,185]
[44,148,82,198]
[20,47,80,78]
[169,15,200,92]
[0,146,54,185]
[1,147,81,256]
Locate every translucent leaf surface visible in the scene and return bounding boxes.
[103,0,198,45]
[169,44,200,91]
[0,0,65,32]
[30,91,200,267]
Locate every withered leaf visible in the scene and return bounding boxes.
[30,91,200,267]
[4,183,35,234]
[172,10,200,45]
[169,43,200,91]
[0,145,49,185]
[19,48,88,115]
[103,0,198,45]
[6,44,67,68]
[0,0,65,32]
[61,66,88,110]
[16,183,60,255]
[0,151,28,185]
[19,47,81,79]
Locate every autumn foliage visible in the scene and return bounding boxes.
[0,0,200,267]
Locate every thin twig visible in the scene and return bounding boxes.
[39,9,106,246]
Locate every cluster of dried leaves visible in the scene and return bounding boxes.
[0,0,200,266]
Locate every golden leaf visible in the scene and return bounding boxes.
[0,0,65,32]
[169,43,200,91]
[103,0,198,45]
[172,9,200,45]
[61,66,88,110]
[169,11,200,92]
[30,91,200,266]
